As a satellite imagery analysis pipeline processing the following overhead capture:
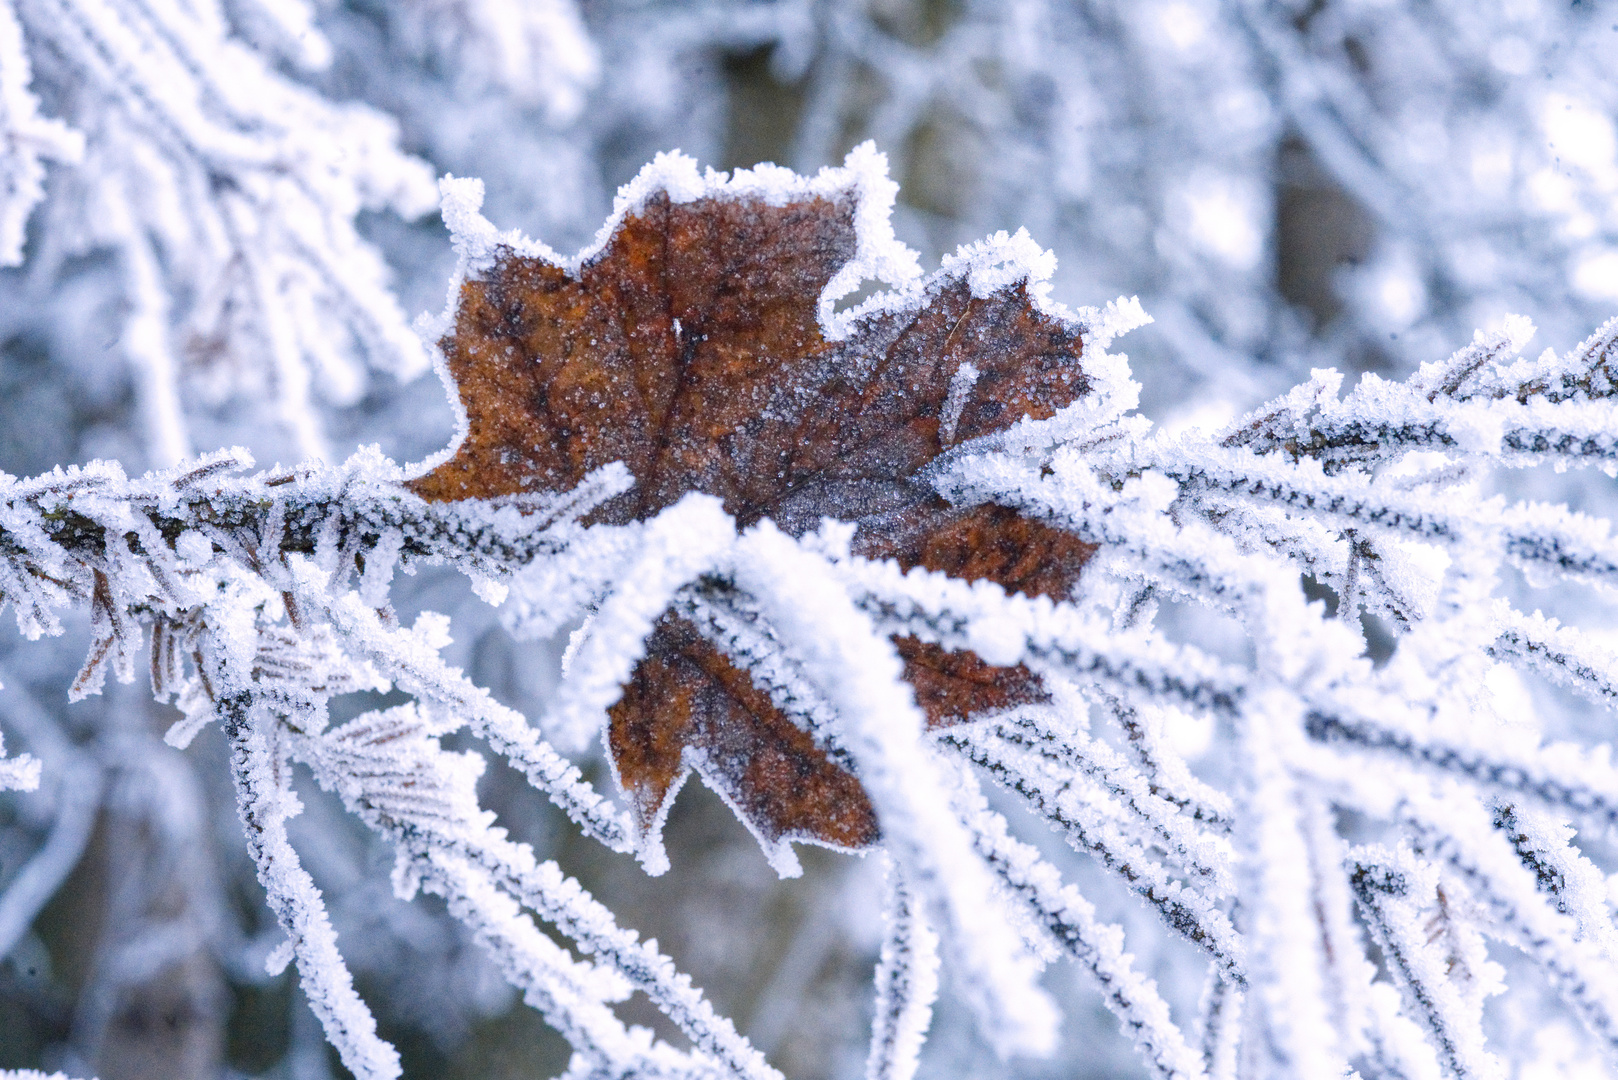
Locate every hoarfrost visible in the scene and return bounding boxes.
[8,4,1618,1077]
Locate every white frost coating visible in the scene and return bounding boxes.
[825,217,1110,388]
[941,228,1058,302]
[866,861,939,1080]
[7,303,1618,1077]
[1234,688,1344,1078]
[547,493,734,754]
[1402,784,1618,1053]
[938,362,980,447]
[1351,843,1506,1080]
[470,850,778,1080]
[433,175,521,272]
[1079,295,1155,352]
[264,937,294,977]
[288,702,752,1077]
[226,694,402,1080]
[294,695,778,1080]
[949,714,1243,980]
[290,561,634,854]
[814,141,924,334]
[579,141,922,330]
[419,852,716,1079]
[943,760,1206,1080]
[411,175,500,483]
[426,142,921,333]
[505,529,642,642]
[729,522,1059,1059]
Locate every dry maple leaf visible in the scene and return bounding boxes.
[411,147,1097,862]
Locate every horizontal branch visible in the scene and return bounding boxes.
[0,451,631,592]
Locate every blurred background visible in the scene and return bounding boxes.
[1,0,1617,1076]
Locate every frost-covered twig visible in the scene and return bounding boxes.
[942,716,1243,981]
[865,861,938,1080]
[945,760,1206,1080]
[221,687,401,1080]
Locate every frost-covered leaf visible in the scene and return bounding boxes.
[412,148,1096,852]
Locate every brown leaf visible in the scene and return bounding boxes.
[412,160,1097,857]
[609,614,881,852]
